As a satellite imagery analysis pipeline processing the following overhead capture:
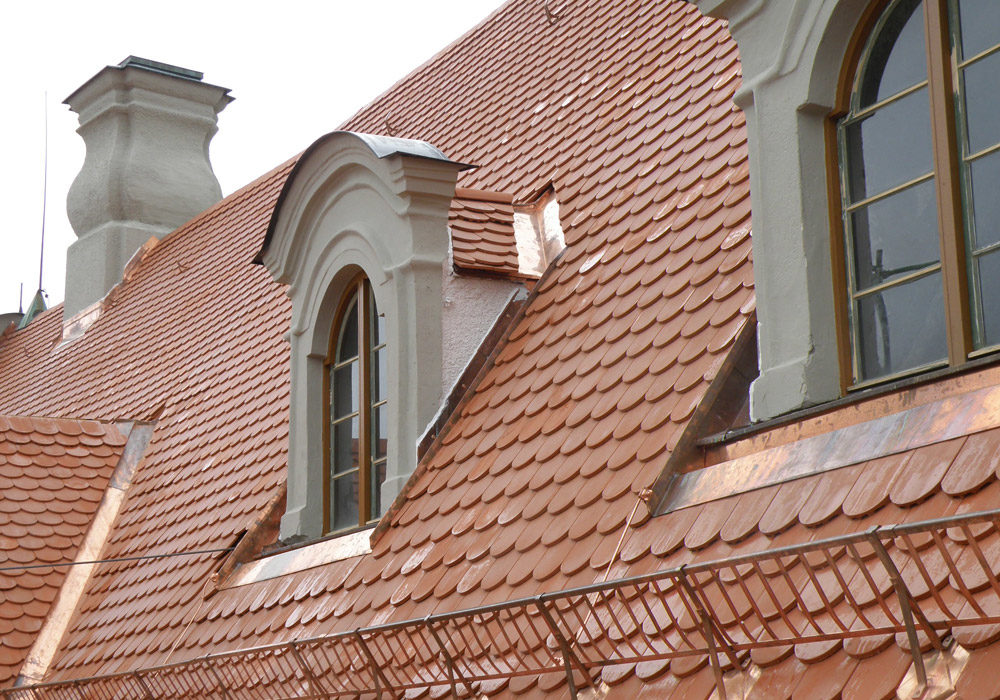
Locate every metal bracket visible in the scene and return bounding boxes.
[426,618,477,699]
[677,570,735,700]
[131,671,155,699]
[536,598,598,699]
[205,663,232,700]
[354,631,392,699]
[867,531,939,690]
[288,641,328,696]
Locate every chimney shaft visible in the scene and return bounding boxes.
[63,57,232,318]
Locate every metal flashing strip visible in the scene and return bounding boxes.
[14,422,154,687]
[7,509,1000,699]
[228,529,372,588]
[661,381,1000,513]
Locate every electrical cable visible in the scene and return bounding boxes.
[0,547,235,573]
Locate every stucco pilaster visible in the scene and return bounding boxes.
[697,0,869,420]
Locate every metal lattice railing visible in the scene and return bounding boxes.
[6,509,1000,699]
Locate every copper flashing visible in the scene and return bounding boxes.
[660,379,1000,513]
[650,312,756,513]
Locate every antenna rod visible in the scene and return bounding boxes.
[38,92,48,293]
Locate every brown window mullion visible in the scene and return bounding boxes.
[322,355,331,533]
[357,280,373,526]
[924,0,971,363]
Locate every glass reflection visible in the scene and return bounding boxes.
[856,272,947,379]
[974,250,1000,347]
[957,0,1000,60]
[859,0,926,107]
[850,179,940,290]
[332,416,359,475]
[968,150,1000,251]
[845,87,933,202]
[332,472,359,531]
[960,50,1000,156]
[336,296,359,363]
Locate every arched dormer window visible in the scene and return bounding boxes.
[837,0,1000,385]
[258,131,468,540]
[326,276,387,533]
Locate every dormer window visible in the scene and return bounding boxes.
[257,131,470,540]
[836,0,1000,385]
[326,276,387,533]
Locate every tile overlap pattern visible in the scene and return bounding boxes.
[2,0,997,694]
[0,0,821,693]
[0,416,126,686]
[449,191,523,278]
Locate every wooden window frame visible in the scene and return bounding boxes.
[829,0,981,391]
[322,274,382,534]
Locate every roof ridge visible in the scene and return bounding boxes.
[339,2,513,133]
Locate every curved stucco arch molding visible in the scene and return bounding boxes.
[258,131,471,539]
[697,0,871,421]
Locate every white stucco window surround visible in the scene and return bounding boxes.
[258,131,470,539]
[696,0,873,421]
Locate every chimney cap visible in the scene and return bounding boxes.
[117,56,204,82]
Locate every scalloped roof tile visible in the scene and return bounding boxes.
[0,415,126,685]
[5,0,1000,696]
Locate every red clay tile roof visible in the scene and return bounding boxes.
[0,415,126,685]
[449,188,522,278]
[0,0,755,686]
[0,0,752,685]
[4,0,1000,694]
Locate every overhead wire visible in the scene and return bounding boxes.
[0,547,235,574]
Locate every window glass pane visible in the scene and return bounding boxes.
[972,249,1000,347]
[856,272,947,379]
[845,87,933,202]
[332,362,359,418]
[372,403,388,460]
[960,49,1000,155]
[859,0,926,107]
[371,346,387,402]
[335,296,359,363]
[332,472,359,531]
[332,415,359,475]
[370,298,384,346]
[370,459,386,521]
[967,149,1000,251]
[956,0,1000,59]
[850,179,940,290]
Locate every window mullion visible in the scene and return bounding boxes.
[357,280,373,526]
[924,0,971,362]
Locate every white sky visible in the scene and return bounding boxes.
[0,0,502,311]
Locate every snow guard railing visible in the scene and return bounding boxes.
[6,509,1000,700]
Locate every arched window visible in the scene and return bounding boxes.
[838,0,1000,384]
[325,276,387,533]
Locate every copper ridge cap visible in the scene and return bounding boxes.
[253,130,477,264]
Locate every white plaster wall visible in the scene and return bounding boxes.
[64,62,231,318]
[441,249,521,393]
[697,0,870,421]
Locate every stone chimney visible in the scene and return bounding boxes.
[63,57,232,318]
